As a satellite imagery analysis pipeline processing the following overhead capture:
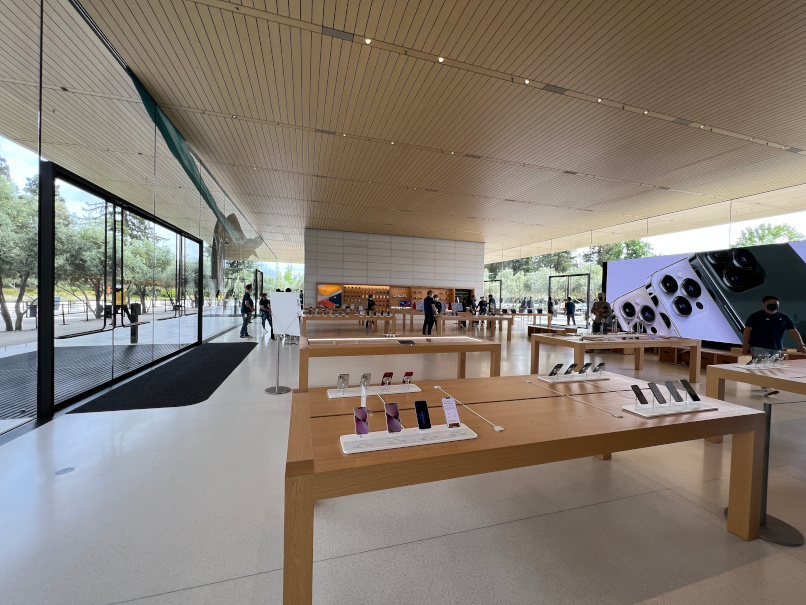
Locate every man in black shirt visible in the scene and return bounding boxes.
[240,284,254,338]
[423,290,438,335]
[742,295,806,395]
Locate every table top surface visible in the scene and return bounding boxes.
[302,314,393,319]
[708,359,806,385]
[531,333,701,347]
[297,374,762,477]
[301,335,496,349]
[300,373,641,418]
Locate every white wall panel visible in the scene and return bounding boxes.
[304,229,485,306]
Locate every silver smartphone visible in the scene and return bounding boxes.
[337,373,350,389]
[360,373,371,389]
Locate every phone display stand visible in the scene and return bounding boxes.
[734,362,790,371]
[623,392,717,418]
[537,373,609,383]
[340,424,478,454]
[327,384,422,399]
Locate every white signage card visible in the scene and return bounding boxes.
[441,397,461,427]
[271,292,301,336]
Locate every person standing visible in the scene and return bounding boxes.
[240,284,254,338]
[547,296,554,317]
[742,295,806,395]
[528,296,534,311]
[591,292,611,334]
[565,297,576,326]
[423,290,438,335]
[489,294,497,313]
[433,294,443,314]
[258,292,275,339]
[366,293,376,328]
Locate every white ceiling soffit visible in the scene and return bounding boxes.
[26,1,806,262]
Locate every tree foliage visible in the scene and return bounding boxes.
[732,223,804,248]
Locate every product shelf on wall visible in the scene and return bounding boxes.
[316,283,474,309]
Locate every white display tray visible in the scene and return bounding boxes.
[340,424,478,454]
[729,364,790,372]
[327,384,422,399]
[537,374,609,383]
[622,401,717,418]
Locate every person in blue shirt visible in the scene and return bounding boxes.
[742,295,806,395]
[240,284,254,338]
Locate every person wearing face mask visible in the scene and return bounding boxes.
[591,292,612,334]
[742,295,806,395]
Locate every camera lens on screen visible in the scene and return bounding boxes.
[672,296,693,316]
[639,305,656,323]
[722,267,746,291]
[660,313,671,329]
[732,247,757,270]
[659,275,678,293]
[708,250,731,265]
[681,278,701,298]
[621,302,636,318]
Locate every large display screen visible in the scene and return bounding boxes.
[605,242,806,345]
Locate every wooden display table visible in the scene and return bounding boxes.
[508,312,553,327]
[706,359,806,546]
[297,336,501,391]
[300,314,396,336]
[404,313,514,340]
[284,375,764,603]
[530,334,703,383]
[391,307,417,331]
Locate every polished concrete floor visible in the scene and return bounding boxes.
[1,319,806,604]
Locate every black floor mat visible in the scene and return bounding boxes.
[69,342,257,413]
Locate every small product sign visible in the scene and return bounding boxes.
[441,397,461,427]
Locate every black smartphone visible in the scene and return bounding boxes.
[384,403,402,432]
[578,362,592,374]
[592,362,606,373]
[354,407,369,435]
[548,363,564,376]
[414,401,431,430]
[679,379,701,402]
[648,383,667,404]
[664,381,684,402]
[563,363,578,375]
[631,385,650,405]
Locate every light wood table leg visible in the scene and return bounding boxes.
[727,429,763,540]
[634,347,645,371]
[298,349,309,391]
[283,474,314,604]
[574,344,586,367]
[507,320,512,341]
[595,453,611,460]
[392,317,397,334]
[490,348,501,377]
[457,351,467,378]
[301,321,307,337]
[690,344,702,383]
[705,374,726,443]
[548,314,552,328]
[531,338,540,374]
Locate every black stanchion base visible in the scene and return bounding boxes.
[724,507,805,546]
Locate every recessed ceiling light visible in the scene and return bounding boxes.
[699,125,704,128]
[343,133,346,136]
[365,38,372,44]
[391,141,394,144]
[450,152,454,154]
[438,57,444,63]
[597,98,602,102]
[643,110,648,115]
[232,115,237,119]
[524,79,529,84]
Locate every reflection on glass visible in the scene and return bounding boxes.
[54,180,114,404]
[0,136,39,432]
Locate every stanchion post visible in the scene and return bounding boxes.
[266,334,292,395]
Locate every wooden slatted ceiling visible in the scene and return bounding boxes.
[5,0,806,264]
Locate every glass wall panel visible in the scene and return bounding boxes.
[0,0,39,432]
[53,180,114,403]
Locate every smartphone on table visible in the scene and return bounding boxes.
[548,363,564,376]
[578,362,592,374]
[563,363,578,375]
[414,401,431,430]
[384,403,402,432]
[679,379,700,402]
[631,385,650,405]
[647,383,667,404]
[592,362,606,373]
[664,381,683,402]
[354,407,369,435]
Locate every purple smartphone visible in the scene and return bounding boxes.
[384,403,402,433]
[354,407,369,435]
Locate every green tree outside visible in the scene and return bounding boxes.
[732,223,804,248]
